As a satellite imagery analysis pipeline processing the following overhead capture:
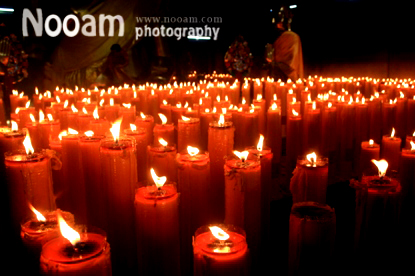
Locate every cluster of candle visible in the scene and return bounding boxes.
[2,74,415,275]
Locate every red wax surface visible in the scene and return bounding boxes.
[193,225,249,276]
[177,117,201,153]
[89,119,110,137]
[267,106,282,163]
[381,135,402,171]
[40,233,112,275]
[286,115,302,172]
[135,185,181,276]
[135,115,154,146]
[359,141,380,177]
[153,124,175,146]
[39,121,60,150]
[124,129,148,182]
[147,145,177,182]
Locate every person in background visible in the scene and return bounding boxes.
[266,5,303,81]
[102,43,132,86]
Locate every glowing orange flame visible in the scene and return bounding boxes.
[218,114,225,125]
[58,212,80,246]
[29,203,46,222]
[68,128,78,135]
[391,128,395,138]
[158,113,167,125]
[99,99,105,107]
[25,101,30,108]
[234,150,249,162]
[23,133,34,155]
[176,102,182,109]
[292,97,296,104]
[181,115,190,121]
[59,131,67,140]
[292,109,299,116]
[82,107,88,114]
[242,97,246,105]
[221,108,227,114]
[184,102,189,108]
[411,141,415,151]
[159,138,168,147]
[150,168,167,189]
[271,102,277,110]
[84,130,94,137]
[369,139,374,146]
[110,118,122,142]
[93,107,99,120]
[216,95,221,102]
[15,108,20,114]
[11,121,18,131]
[306,152,317,164]
[187,146,199,156]
[130,124,137,131]
[371,159,388,178]
[209,226,230,240]
[64,100,69,109]
[256,94,263,101]
[110,98,114,106]
[29,114,36,123]
[257,134,264,151]
[122,103,131,109]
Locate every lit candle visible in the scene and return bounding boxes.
[88,107,110,136]
[290,152,329,204]
[224,150,261,267]
[208,115,234,222]
[38,112,60,150]
[302,101,321,155]
[147,138,177,183]
[177,115,200,153]
[286,108,302,173]
[368,97,382,143]
[40,213,112,275]
[104,98,120,123]
[321,102,337,159]
[359,139,380,177]
[266,102,282,164]
[119,103,136,131]
[176,146,211,276]
[124,124,148,182]
[382,99,397,136]
[351,159,401,261]
[135,169,181,276]
[288,202,336,276]
[399,141,415,221]
[135,113,154,146]
[100,119,138,272]
[193,224,249,276]
[5,133,56,232]
[381,128,401,172]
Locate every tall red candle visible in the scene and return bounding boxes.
[381,128,401,172]
[177,116,200,153]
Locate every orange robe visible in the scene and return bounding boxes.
[273,31,304,80]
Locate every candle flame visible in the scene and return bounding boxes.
[110,98,114,106]
[150,168,167,188]
[292,109,299,116]
[140,112,146,119]
[312,101,316,110]
[216,95,220,102]
[163,99,168,105]
[256,94,262,101]
[15,108,20,114]
[257,134,264,151]
[187,146,199,156]
[271,102,277,110]
[68,128,78,135]
[209,226,229,241]
[99,99,105,107]
[110,118,122,142]
[130,124,137,131]
[159,138,168,147]
[218,114,225,125]
[242,97,246,105]
[292,97,296,104]
[181,115,190,121]
[56,96,61,103]
[47,114,53,121]
[328,102,332,108]
[184,102,189,108]
[391,128,395,138]
[122,103,131,109]
[28,203,46,222]
[58,212,80,246]
[225,95,229,101]
[29,114,36,123]
[411,141,415,151]
[92,107,99,119]
[64,100,69,109]
[371,159,388,178]
[273,94,277,101]
[84,130,94,137]
[23,133,34,155]
[234,150,249,162]
[11,121,18,131]
[176,102,182,108]
[221,108,227,114]
[19,92,24,98]
[59,131,67,140]
[159,113,167,125]
[369,139,374,146]
[25,101,30,108]
[82,107,88,114]
[306,152,317,164]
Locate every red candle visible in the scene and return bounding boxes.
[60,130,87,224]
[399,146,415,215]
[21,208,74,258]
[286,108,302,173]
[193,224,250,276]
[252,96,266,136]
[119,104,136,131]
[351,160,401,261]
[89,108,110,136]
[321,102,337,159]
[178,116,200,153]
[176,147,212,276]
[266,103,282,164]
[224,151,261,266]
[153,114,175,146]
[38,117,60,150]
[5,134,56,232]
[288,202,336,276]
[381,128,401,172]
[135,113,154,146]
[208,116,234,222]
[79,133,107,230]
[302,101,321,155]
[368,98,382,144]
[124,126,148,182]
[77,112,93,133]
[147,140,177,183]
[135,174,181,276]
[40,215,112,275]
[104,100,120,123]
[159,100,172,123]
[100,131,137,271]
[407,97,415,139]
[359,140,380,178]
[290,152,329,204]
[382,100,397,136]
